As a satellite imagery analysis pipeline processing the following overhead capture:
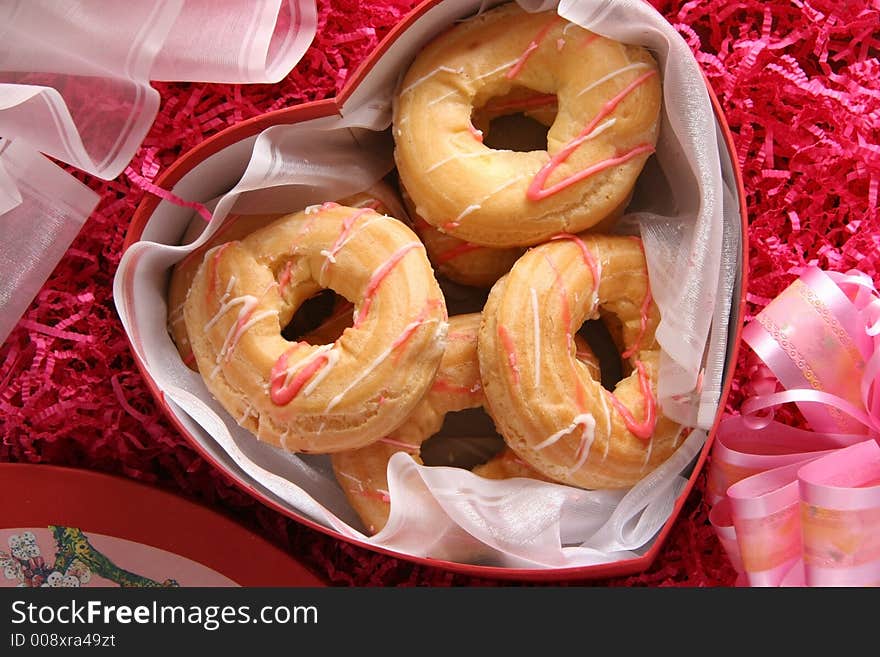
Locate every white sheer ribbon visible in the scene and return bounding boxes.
[0,0,317,346]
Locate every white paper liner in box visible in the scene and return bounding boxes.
[114,0,739,568]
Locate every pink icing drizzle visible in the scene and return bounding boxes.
[434,241,484,265]
[506,17,560,80]
[206,242,234,304]
[497,324,520,385]
[226,299,259,361]
[277,260,295,290]
[390,299,442,364]
[322,208,371,272]
[357,489,391,504]
[355,242,421,328]
[544,254,588,411]
[621,237,652,360]
[550,233,600,291]
[526,70,658,201]
[581,33,600,49]
[605,360,657,440]
[269,344,326,406]
[483,93,557,114]
[621,286,653,360]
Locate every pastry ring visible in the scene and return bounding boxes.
[478,233,683,489]
[184,203,448,453]
[393,3,661,247]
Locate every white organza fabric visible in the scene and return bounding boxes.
[114,0,740,568]
[0,139,99,344]
[0,0,318,346]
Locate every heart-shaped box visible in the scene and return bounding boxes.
[116,0,749,581]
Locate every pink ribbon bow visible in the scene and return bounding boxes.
[708,266,880,587]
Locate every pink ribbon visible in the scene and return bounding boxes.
[709,266,880,586]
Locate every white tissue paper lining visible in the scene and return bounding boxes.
[114,0,741,569]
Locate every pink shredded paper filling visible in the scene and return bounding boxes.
[3,0,880,587]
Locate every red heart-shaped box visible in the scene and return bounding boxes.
[121,0,749,582]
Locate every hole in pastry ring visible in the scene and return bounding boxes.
[392,3,661,248]
[331,314,600,535]
[183,203,448,454]
[478,233,684,489]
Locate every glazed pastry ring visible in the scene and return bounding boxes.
[478,233,683,489]
[393,3,661,248]
[183,203,448,453]
[167,183,406,370]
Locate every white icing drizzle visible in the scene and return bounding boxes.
[591,251,603,311]
[204,278,252,375]
[210,276,236,315]
[564,118,617,154]
[301,347,340,397]
[399,66,462,96]
[167,302,185,326]
[238,404,256,424]
[453,173,530,223]
[323,317,443,413]
[576,62,652,98]
[337,470,364,490]
[425,151,486,173]
[535,413,595,451]
[209,297,263,377]
[530,287,541,389]
[641,433,654,471]
[425,89,457,109]
[471,58,520,83]
[567,414,597,474]
[319,215,381,279]
[279,429,292,451]
[277,343,334,391]
[378,437,420,453]
[454,204,481,223]
[236,309,277,338]
[598,387,612,463]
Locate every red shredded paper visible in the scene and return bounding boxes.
[3,0,879,586]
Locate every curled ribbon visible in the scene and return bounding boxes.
[708,266,880,587]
